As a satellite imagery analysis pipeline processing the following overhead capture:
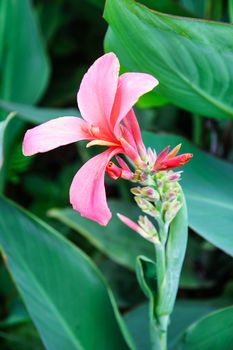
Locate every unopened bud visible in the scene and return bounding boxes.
[117,213,159,244]
[134,197,152,211]
[132,169,147,182]
[135,197,160,218]
[106,162,134,180]
[106,162,122,180]
[167,171,182,182]
[164,201,182,223]
[138,215,160,244]
[141,186,160,201]
[130,187,142,196]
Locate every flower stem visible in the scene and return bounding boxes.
[150,222,169,350]
[150,316,168,350]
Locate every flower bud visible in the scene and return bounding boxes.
[134,197,160,218]
[117,213,159,244]
[130,187,142,196]
[106,162,134,180]
[138,215,160,244]
[164,201,182,224]
[141,186,160,201]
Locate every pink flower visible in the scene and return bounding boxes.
[23,53,158,225]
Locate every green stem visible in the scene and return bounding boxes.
[150,316,168,350]
[150,223,169,350]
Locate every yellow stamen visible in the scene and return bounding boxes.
[86,139,119,148]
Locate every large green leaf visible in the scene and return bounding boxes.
[143,131,233,256]
[0,197,133,350]
[0,0,50,105]
[49,199,155,271]
[0,100,79,124]
[124,297,232,350]
[174,306,233,349]
[104,0,233,119]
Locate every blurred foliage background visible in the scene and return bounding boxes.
[0,0,233,349]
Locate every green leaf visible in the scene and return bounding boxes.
[143,131,233,256]
[124,298,225,350]
[0,0,50,105]
[49,199,155,271]
[104,0,233,119]
[104,27,170,108]
[0,100,79,124]
[124,303,151,350]
[174,306,233,349]
[158,194,188,315]
[136,256,157,301]
[0,196,133,350]
[0,112,15,168]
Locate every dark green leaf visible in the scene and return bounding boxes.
[104,0,233,119]
[0,0,50,105]
[124,296,232,350]
[174,306,233,349]
[0,196,133,350]
[49,199,155,271]
[0,100,79,124]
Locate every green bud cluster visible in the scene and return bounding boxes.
[155,171,182,225]
[130,170,183,243]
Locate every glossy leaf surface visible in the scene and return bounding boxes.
[174,306,233,349]
[104,0,233,119]
[0,0,50,105]
[0,197,132,350]
[49,199,154,271]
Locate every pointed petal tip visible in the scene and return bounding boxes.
[71,201,111,226]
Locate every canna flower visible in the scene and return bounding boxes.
[153,144,192,172]
[23,53,158,225]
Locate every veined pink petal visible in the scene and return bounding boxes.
[23,117,89,156]
[77,53,119,131]
[70,147,120,226]
[111,72,159,134]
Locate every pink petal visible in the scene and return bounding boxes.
[23,117,89,156]
[70,147,120,226]
[117,213,142,234]
[123,109,146,157]
[77,53,119,131]
[111,73,159,134]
